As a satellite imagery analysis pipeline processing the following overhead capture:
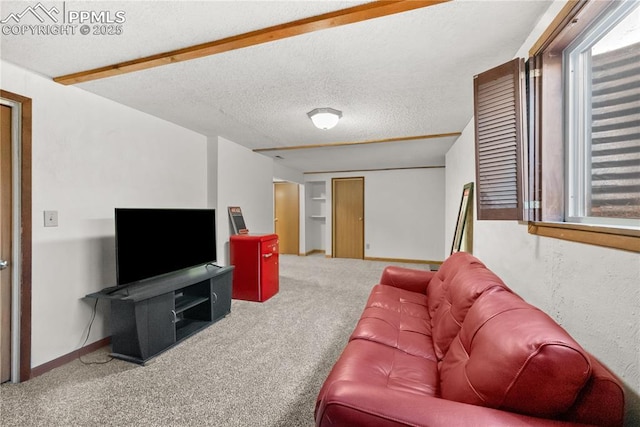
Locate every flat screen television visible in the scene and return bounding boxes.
[115,208,217,285]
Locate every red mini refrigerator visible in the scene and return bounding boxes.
[229,234,279,302]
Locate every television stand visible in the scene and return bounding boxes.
[87,264,233,364]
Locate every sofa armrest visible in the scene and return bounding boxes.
[379,266,435,294]
[316,381,592,427]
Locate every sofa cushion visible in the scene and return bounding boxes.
[350,284,435,360]
[366,283,430,317]
[430,265,511,361]
[318,339,439,399]
[440,288,592,418]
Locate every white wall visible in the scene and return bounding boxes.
[447,118,640,426]
[273,162,304,184]
[1,60,208,368]
[445,120,477,255]
[212,137,274,265]
[305,167,445,262]
[444,2,640,423]
[3,61,277,369]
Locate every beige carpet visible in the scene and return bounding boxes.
[0,254,430,427]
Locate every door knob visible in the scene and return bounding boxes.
[0,260,8,270]
[274,218,279,222]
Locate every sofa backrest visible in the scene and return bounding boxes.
[426,252,485,319]
[432,266,511,361]
[439,287,593,419]
[429,252,624,425]
[426,252,512,361]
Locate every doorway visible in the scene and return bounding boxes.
[332,177,364,259]
[1,104,11,383]
[274,182,300,255]
[0,90,32,383]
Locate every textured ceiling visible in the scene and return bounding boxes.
[0,0,553,174]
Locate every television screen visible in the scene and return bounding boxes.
[115,208,217,285]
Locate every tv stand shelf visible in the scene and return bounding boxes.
[175,294,209,313]
[87,264,234,364]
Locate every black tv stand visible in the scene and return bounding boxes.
[87,264,234,364]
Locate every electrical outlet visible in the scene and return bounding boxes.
[44,211,58,227]
[366,243,370,250]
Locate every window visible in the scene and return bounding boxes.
[474,0,640,251]
[565,1,640,226]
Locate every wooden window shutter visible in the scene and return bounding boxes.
[474,58,526,220]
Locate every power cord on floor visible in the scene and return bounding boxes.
[79,298,113,365]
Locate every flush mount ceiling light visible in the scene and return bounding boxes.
[307,107,342,130]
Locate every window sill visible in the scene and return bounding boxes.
[528,222,640,253]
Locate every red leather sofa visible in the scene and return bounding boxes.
[315,252,625,426]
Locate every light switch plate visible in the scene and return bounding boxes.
[44,211,58,227]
